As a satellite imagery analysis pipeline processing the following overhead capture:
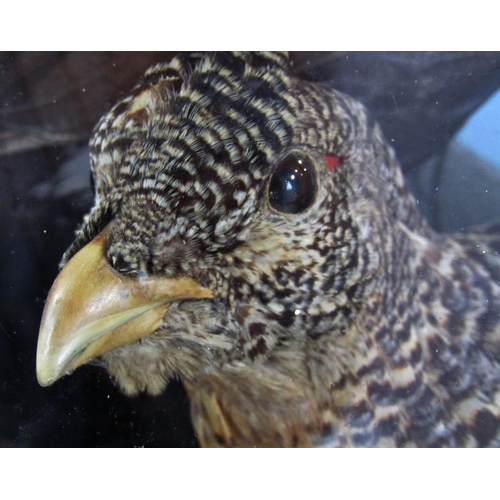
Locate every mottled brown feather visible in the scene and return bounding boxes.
[55,52,500,447]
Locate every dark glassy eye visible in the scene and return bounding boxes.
[268,153,317,214]
[90,171,96,196]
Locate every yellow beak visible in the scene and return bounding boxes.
[36,227,213,387]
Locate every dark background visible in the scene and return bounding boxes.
[1,52,500,447]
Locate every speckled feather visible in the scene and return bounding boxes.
[63,52,500,447]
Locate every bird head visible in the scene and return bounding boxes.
[36,52,428,446]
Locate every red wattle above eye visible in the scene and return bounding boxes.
[326,155,341,171]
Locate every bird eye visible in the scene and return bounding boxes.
[90,171,96,197]
[268,153,317,214]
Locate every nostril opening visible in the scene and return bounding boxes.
[199,275,210,288]
[107,251,138,276]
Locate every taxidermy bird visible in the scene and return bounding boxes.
[36,52,500,447]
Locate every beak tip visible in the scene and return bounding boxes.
[36,354,62,387]
[37,377,53,388]
[36,369,54,387]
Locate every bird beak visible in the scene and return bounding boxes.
[36,226,213,387]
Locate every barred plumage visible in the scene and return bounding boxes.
[37,52,500,447]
